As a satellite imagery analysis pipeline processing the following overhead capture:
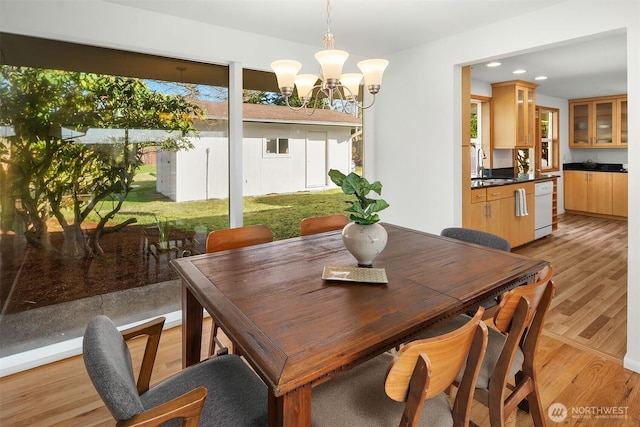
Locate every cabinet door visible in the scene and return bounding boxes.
[564,170,588,211]
[486,197,512,243]
[516,86,535,147]
[467,200,487,231]
[587,172,612,214]
[569,102,591,147]
[593,99,616,147]
[612,173,628,217]
[512,189,535,248]
[618,98,628,146]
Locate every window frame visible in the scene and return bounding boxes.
[536,106,560,172]
[263,136,291,157]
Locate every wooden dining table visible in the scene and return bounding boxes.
[171,223,548,427]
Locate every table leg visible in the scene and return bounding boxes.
[268,385,311,427]
[182,281,203,368]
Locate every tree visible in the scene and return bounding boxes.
[0,66,201,258]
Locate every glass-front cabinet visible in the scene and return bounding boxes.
[569,95,627,148]
[618,98,628,146]
[492,80,538,148]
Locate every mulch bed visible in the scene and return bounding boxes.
[0,224,197,315]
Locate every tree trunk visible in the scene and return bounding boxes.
[61,222,89,259]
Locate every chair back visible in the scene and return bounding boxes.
[300,214,348,236]
[494,266,553,333]
[83,315,145,421]
[441,227,511,252]
[206,224,273,253]
[385,308,487,403]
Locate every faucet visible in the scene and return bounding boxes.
[477,145,486,177]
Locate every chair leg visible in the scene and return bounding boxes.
[208,322,228,356]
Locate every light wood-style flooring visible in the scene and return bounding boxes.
[514,213,628,362]
[1,213,638,426]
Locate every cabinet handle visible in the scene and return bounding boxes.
[491,192,501,196]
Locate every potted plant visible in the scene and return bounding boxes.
[328,169,390,266]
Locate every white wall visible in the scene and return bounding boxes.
[159,125,351,201]
[375,0,639,372]
[2,0,638,373]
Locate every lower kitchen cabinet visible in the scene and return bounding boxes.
[467,182,535,248]
[612,173,628,217]
[564,170,624,216]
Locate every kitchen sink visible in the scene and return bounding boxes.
[472,178,516,186]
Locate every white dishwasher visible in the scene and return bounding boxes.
[534,181,554,239]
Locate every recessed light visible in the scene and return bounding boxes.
[513,69,527,74]
[534,75,548,81]
[486,62,501,67]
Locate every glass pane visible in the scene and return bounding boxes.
[572,104,589,144]
[540,110,550,168]
[278,138,289,154]
[620,100,628,143]
[517,88,525,143]
[266,138,277,153]
[595,101,613,144]
[0,57,230,357]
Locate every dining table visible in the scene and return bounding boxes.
[171,223,548,427]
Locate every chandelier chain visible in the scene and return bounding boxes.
[323,0,334,49]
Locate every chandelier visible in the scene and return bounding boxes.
[271,0,389,115]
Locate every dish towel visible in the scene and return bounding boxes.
[515,188,528,217]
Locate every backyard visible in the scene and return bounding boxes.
[0,165,350,315]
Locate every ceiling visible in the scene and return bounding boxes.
[105,0,627,100]
[3,1,628,100]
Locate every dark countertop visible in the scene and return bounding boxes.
[471,173,559,188]
[563,162,627,173]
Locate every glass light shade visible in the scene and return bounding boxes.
[357,59,389,86]
[340,73,362,99]
[294,74,318,99]
[271,60,302,89]
[314,49,349,81]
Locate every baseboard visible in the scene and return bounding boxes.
[623,354,640,374]
[0,310,185,378]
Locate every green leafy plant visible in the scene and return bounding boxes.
[328,169,389,225]
[155,216,173,247]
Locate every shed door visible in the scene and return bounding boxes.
[306,131,327,187]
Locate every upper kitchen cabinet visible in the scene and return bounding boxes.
[569,95,628,148]
[491,80,538,148]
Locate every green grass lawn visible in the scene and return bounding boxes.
[89,165,349,241]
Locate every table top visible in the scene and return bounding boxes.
[172,223,547,397]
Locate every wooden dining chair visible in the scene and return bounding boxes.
[300,213,348,236]
[420,266,555,427]
[205,224,273,356]
[83,315,267,427]
[312,308,488,427]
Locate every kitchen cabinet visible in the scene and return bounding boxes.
[564,170,613,215]
[612,173,628,217]
[491,80,538,148]
[466,182,535,248]
[569,95,627,148]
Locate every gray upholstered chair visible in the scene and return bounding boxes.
[440,227,511,252]
[83,315,267,427]
[312,308,488,427]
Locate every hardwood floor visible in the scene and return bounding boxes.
[1,213,637,426]
[514,213,628,362]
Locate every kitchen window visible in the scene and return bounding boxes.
[537,106,559,172]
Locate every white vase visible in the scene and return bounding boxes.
[341,222,388,267]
